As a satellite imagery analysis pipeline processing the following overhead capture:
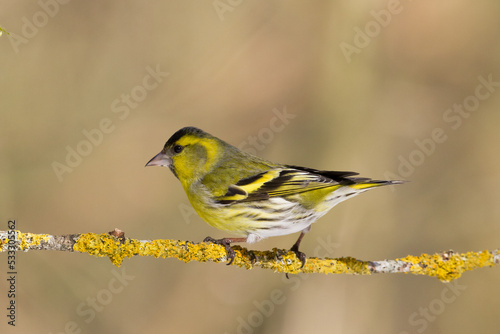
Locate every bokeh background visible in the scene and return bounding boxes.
[1,1,500,333]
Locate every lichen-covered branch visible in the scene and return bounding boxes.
[1,230,498,282]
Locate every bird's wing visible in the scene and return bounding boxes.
[215,167,358,204]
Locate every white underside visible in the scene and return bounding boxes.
[242,186,367,243]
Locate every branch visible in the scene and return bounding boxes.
[1,230,498,282]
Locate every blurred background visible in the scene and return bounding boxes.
[1,1,500,333]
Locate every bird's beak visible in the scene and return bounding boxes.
[145,152,171,167]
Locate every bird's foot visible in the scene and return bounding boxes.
[284,245,307,279]
[290,244,306,269]
[203,236,236,265]
[248,250,257,265]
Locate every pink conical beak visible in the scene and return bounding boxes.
[145,152,171,167]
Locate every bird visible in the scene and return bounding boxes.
[146,126,403,266]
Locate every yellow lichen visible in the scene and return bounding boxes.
[302,256,370,276]
[395,250,498,282]
[3,230,480,280]
[74,233,124,265]
[72,233,243,267]
[16,231,51,250]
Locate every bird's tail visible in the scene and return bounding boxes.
[347,178,406,190]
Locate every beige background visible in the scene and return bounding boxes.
[1,1,500,333]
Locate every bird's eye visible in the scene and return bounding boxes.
[173,145,183,153]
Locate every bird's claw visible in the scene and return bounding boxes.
[285,250,306,279]
[248,250,257,265]
[203,236,236,265]
[290,245,306,269]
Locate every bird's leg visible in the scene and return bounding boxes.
[203,236,247,265]
[289,226,311,269]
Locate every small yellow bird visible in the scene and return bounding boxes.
[146,127,402,265]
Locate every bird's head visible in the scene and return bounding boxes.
[146,127,223,187]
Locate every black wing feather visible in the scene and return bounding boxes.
[285,165,358,185]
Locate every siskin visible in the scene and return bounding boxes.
[146,127,403,265]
